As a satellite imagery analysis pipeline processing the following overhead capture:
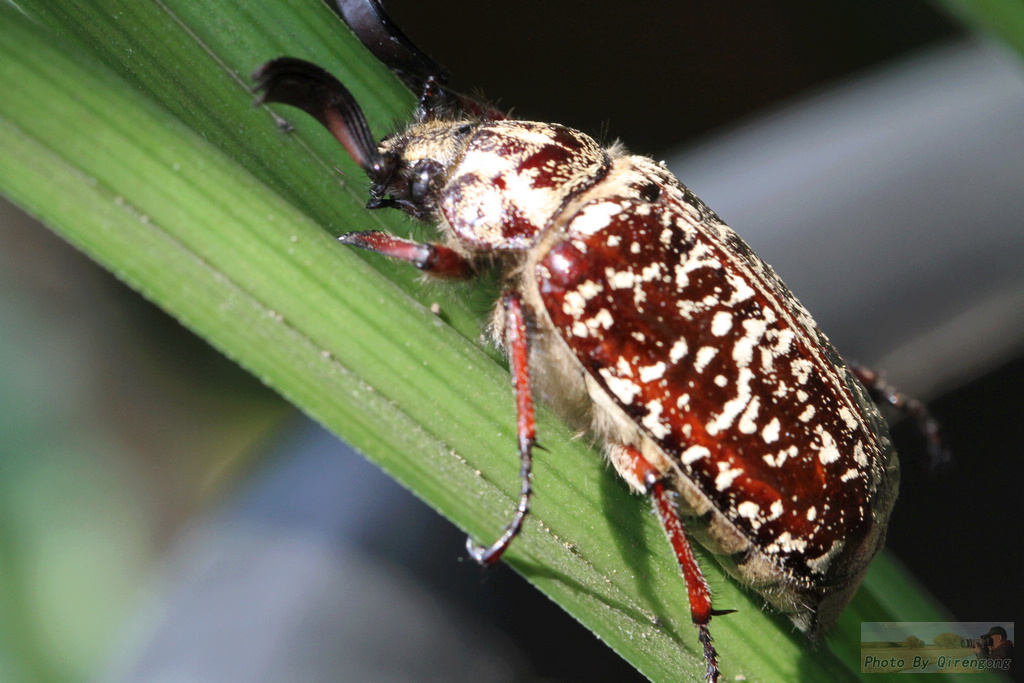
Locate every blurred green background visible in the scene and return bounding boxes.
[0,196,290,682]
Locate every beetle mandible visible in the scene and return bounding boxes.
[254,2,902,679]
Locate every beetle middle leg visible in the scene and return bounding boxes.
[621,444,727,682]
[341,234,536,562]
[466,291,535,564]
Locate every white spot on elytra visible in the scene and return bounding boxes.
[669,338,688,363]
[791,358,813,385]
[706,367,754,436]
[562,291,585,318]
[768,531,808,554]
[711,311,733,336]
[853,441,868,466]
[676,299,700,320]
[681,445,709,464]
[763,445,797,468]
[806,506,817,521]
[693,346,718,373]
[640,262,662,281]
[726,275,756,305]
[798,405,815,422]
[838,406,858,430]
[737,501,760,519]
[738,396,761,434]
[639,362,667,383]
[600,370,641,405]
[816,426,842,465]
[770,328,795,357]
[577,279,603,301]
[642,400,670,438]
[607,268,635,290]
[589,308,613,330]
[674,263,690,289]
[762,417,780,444]
[768,500,784,520]
[714,462,744,490]
[733,318,767,367]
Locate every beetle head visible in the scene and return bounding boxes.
[367,120,477,219]
[254,57,476,221]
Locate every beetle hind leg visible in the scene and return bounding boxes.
[851,365,951,472]
[622,445,725,682]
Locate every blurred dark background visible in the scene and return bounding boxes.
[2,2,1022,682]
[384,0,958,153]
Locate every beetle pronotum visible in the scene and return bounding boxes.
[252,2,934,679]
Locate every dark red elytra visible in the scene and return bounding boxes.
[538,187,885,579]
[252,2,922,680]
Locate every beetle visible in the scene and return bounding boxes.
[253,2,912,679]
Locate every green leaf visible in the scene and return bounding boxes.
[0,2,997,681]
[932,0,1024,58]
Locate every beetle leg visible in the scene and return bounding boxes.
[623,445,723,683]
[339,230,475,279]
[851,365,951,472]
[332,0,452,98]
[332,0,506,122]
[466,291,535,565]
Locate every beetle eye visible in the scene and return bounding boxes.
[409,159,443,203]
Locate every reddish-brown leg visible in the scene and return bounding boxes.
[624,445,724,682]
[340,230,533,561]
[339,230,475,278]
[851,365,951,471]
[466,291,535,565]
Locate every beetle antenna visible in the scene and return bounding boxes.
[253,57,385,177]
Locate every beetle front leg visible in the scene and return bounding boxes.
[466,291,535,565]
[340,230,475,279]
[621,445,728,683]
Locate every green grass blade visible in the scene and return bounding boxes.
[933,0,1024,57]
[0,2,989,681]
